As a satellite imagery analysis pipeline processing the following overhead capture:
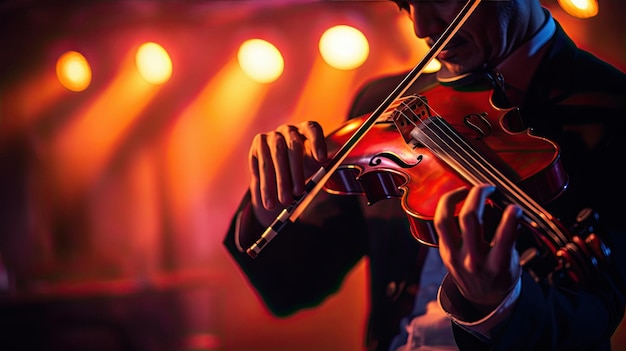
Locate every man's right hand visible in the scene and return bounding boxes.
[248,121,328,227]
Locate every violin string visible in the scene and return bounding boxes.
[413,105,567,248]
[406,111,566,248]
[425,103,567,247]
[431,117,567,247]
[397,98,568,247]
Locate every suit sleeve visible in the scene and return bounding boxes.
[223,190,369,316]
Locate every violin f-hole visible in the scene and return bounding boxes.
[463,112,492,140]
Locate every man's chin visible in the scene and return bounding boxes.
[436,62,465,79]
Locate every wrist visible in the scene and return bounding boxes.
[438,273,522,339]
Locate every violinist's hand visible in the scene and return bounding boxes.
[248,121,328,227]
[435,184,523,313]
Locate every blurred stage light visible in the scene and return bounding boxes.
[557,0,598,18]
[56,51,92,92]
[319,25,369,70]
[424,58,441,73]
[136,42,173,85]
[237,39,284,84]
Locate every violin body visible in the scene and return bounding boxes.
[324,85,568,247]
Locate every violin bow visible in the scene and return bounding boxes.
[247,0,482,258]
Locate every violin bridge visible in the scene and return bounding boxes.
[391,94,433,148]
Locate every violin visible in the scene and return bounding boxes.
[322,85,609,286]
[323,86,567,248]
[245,0,610,287]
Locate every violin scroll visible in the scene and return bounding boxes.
[555,208,611,286]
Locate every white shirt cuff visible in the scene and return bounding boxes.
[437,272,522,341]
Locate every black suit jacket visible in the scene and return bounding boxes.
[224,22,626,351]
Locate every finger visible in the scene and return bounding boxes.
[298,121,327,162]
[434,186,468,254]
[267,131,295,206]
[249,133,278,210]
[286,127,305,195]
[489,203,523,266]
[279,126,306,196]
[248,144,262,207]
[458,184,496,258]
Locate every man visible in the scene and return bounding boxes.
[224,0,626,350]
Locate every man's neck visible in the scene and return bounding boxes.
[494,8,556,107]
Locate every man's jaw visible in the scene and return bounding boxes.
[426,35,466,63]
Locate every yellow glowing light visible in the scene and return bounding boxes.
[319,25,369,71]
[237,39,284,84]
[56,51,92,92]
[135,42,173,85]
[557,0,598,18]
[424,58,442,73]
